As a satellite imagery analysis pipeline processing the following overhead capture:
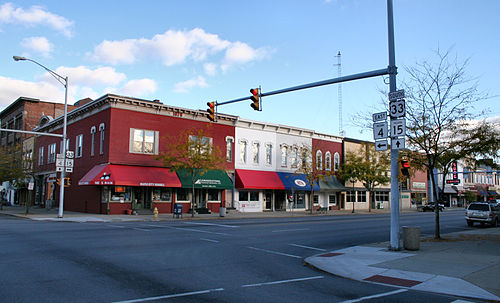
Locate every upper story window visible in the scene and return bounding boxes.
[291,147,298,168]
[38,146,44,165]
[130,128,159,155]
[226,136,234,162]
[334,152,340,171]
[90,126,96,156]
[99,123,105,155]
[316,150,323,170]
[48,143,56,164]
[265,143,272,165]
[239,140,247,164]
[75,134,83,158]
[281,145,288,167]
[189,135,212,155]
[253,142,260,164]
[325,152,332,171]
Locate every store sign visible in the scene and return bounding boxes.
[294,179,307,187]
[412,182,426,189]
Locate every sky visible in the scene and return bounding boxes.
[1,0,499,141]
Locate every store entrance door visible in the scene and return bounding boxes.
[265,191,273,210]
[133,187,152,210]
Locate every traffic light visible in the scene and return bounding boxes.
[207,101,216,122]
[400,160,410,177]
[250,88,260,111]
[56,178,61,186]
[64,177,71,187]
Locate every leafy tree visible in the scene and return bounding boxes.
[340,143,390,213]
[155,127,225,217]
[294,144,330,214]
[402,49,500,239]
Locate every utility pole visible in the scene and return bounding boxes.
[334,51,344,136]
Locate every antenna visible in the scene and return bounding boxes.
[334,51,344,136]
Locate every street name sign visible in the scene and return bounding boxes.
[373,121,388,140]
[372,112,387,122]
[391,137,405,150]
[388,89,405,101]
[390,118,406,137]
[389,99,405,118]
[375,139,388,151]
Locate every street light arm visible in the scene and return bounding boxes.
[13,56,67,87]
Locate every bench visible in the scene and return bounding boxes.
[316,207,328,214]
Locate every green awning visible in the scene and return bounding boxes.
[176,169,233,189]
[318,176,348,192]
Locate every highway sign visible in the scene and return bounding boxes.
[66,150,74,159]
[65,167,73,173]
[375,139,388,151]
[56,159,65,167]
[389,99,405,118]
[391,138,405,150]
[373,121,388,140]
[65,159,74,168]
[56,153,64,159]
[372,112,387,122]
[56,166,64,172]
[390,119,406,137]
[388,89,405,101]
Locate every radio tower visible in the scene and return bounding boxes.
[334,51,344,136]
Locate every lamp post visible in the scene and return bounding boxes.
[13,56,69,218]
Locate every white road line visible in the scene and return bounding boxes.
[132,228,151,232]
[200,238,219,243]
[340,289,408,303]
[110,288,225,303]
[144,224,165,228]
[241,276,324,288]
[289,243,326,251]
[185,222,239,228]
[271,228,309,233]
[247,246,302,259]
[108,225,127,228]
[168,226,229,236]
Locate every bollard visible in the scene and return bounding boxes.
[402,226,420,250]
[153,207,159,221]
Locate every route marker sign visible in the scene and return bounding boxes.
[390,119,406,137]
[373,121,388,140]
[391,137,405,150]
[388,89,405,101]
[375,139,388,151]
[389,99,405,118]
[372,111,387,122]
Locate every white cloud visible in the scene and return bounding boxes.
[120,79,157,96]
[203,63,217,76]
[45,66,127,86]
[0,76,67,109]
[89,28,271,71]
[0,3,74,37]
[20,36,53,57]
[173,76,208,93]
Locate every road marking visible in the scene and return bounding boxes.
[108,225,127,228]
[200,238,219,243]
[271,228,309,233]
[241,276,324,288]
[247,246,302,259]
[185,222,239,228]
[111,288,225,303]
[289,243,326,251]
[168,226,229,236]
[132,228,151,232]
[339,289,408,303]
[144,224,165,228]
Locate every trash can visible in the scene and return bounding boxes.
[219,207,226,217]
[402,226,420,250]
[173,203,183,218]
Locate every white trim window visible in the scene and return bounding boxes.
[280,144,288,167]
[99,123,105,155]
[226,136,234,162]
[75,134,83,158]
[265,143,272,165]
[334,152,340,171]
[48,143,56,164]
[239,140,248,164]
[189,135,213,155]
[90,126,96,156]
[38,146,44,165]
[316,150,323,170]
[291,147,298,168]
[252,142,260,164]
[130,128,159,155]
[325,152,332,171]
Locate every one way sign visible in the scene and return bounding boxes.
[375,139,388,151]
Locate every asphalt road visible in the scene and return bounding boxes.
[0,209,472,303]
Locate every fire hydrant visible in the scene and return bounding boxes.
[153,207,159,221]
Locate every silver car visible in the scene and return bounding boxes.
[465,202,500,227]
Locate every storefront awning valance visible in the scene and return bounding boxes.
[176,169,233,190]
[78,164,181,187]
[488,191,498,196]
[235,169,285,190]
[277,172,320,191]
[318,175,347,192]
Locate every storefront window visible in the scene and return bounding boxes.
[357,191,367,202]
[296,193,305,208]
[239,191,259,201]
[208,189,220,201]
[249,191,259,201]
[101,187,109,203]
[177,188,189,201]
[153,188,172,202]
[110,186,132,202]
[329,194,337,205]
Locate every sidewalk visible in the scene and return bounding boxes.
[305,228,500,302]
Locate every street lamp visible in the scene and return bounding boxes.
[13,56,69,218]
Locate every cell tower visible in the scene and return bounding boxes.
[334,51,344,136]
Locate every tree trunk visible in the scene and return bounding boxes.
[309,189,314,214]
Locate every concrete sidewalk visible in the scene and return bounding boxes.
[305,228,500,302]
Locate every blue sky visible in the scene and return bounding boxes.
[1,0,499,141]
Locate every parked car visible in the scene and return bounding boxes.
[420,202,444,212]
[465,202,500,227]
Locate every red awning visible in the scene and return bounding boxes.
[78,164,181,187]
[235,169,285,190]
